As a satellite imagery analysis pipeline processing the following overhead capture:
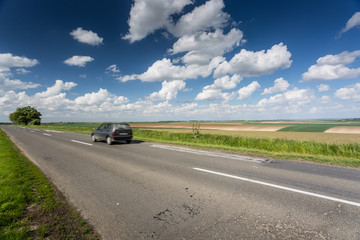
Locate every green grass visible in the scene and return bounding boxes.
[0,129,99,239]
[133,129,360,167]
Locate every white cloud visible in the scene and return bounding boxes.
[70,27,103,46]
[35,80,77,98]
[123,0,192,43]
[319,95,330,104]
[168,0,230,37]
[317,84,330,92]
[16,68,30,75]
[334,83,360,101]
[262,77,289,95]
[339,12,360,36]
[195,86,235,102]
[0,53,40,93]
[238,81,261,100]
[0,77,40,92]
[301,50,360,82]
[0,53,39,73]
[149,80,186,101]
[74,88,129,106]
[64,56,94,67]
[119,56,224,82]
[106,64,120,73]
[214,43,292,78]
[169,28,243,65]
[257,88,315,107]
[213,74,242,90]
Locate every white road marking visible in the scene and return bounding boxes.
[43,133,51,136]
[193,167,360,207]
[152,144,270,163]
[71,140,93,146]
[45,130,63,133]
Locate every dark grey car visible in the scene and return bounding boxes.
[91,123,133,145]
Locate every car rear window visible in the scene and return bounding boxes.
[113,123,131,130]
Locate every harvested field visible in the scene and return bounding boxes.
[131,122,289,132]
[325,126,360,134]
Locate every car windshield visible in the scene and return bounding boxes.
[113,123,131,130]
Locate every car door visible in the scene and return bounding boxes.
[95,123,106,140]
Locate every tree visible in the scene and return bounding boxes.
[9,106,42,125]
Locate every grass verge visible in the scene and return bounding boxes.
[133,129,360,168]
[0,129,99,239]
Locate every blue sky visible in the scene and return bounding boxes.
[1,0,360,122]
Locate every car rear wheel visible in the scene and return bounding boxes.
[91,135,97,142]
[106,136,112,145]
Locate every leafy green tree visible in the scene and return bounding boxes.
[9,106,42,125]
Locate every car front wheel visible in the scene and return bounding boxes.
[106,136,112,145]
[91,135,97,142]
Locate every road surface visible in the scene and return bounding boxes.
[2,125,360,239]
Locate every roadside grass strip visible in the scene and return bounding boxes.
[0,129,99,239]
[134,129,360,167]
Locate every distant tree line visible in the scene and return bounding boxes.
[9,106,42,125]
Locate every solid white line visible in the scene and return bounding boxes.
[193,167,360,207]
[152,144,269,163]
[71,140,93,146]
[43,133,51,136]
[45,130,63,133]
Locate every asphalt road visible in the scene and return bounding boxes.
[2,125,360,239]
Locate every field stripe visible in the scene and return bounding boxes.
[193,167,360,207]
[43,133,51,136]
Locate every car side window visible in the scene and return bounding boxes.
[98,123,106,130]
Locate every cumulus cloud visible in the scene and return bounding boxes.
[317,84,330,92]
[334,83,360,101]
[168,0,229,37]
[169,28,243,65]
[123,0,192,43]
[195,86,235,102]
[213,74,242,90]
[319,95,330,104]
[64,56,94,67]
[118,56,224,82]
[74,88,129,106]
[35,80,77,98]
[238,81,261,100]
[70,27,103,46]
[257,88,315,107]
[0,53,40,93]
[339,12,360,36]
[0,77,40,92]
[0,53,39,73]
[195,74,241,102]
[301,50,360,82]
[214,43,292,78]
[149,80,186,101]
[262,77,289,95]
